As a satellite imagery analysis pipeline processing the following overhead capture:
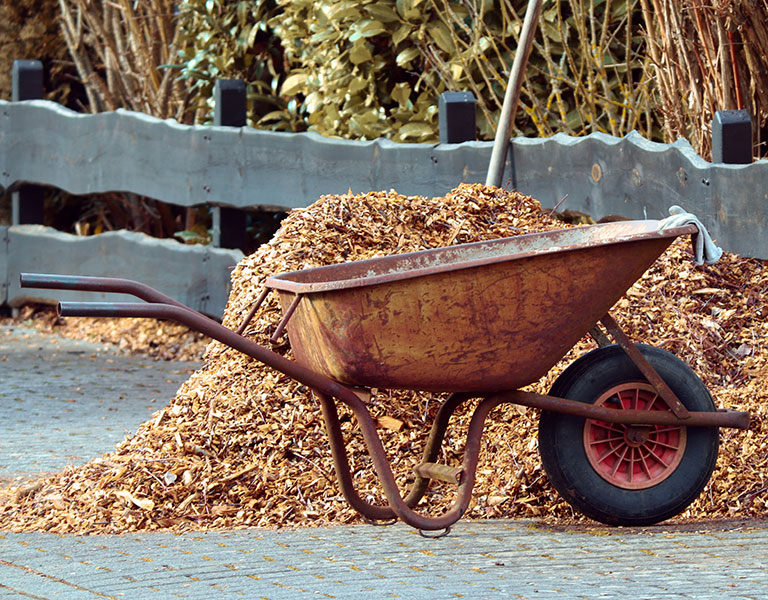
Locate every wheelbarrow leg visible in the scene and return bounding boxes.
[405,393,474,506]
[316,392,397,523]
[321,388,512,532]
[316,391,475,523]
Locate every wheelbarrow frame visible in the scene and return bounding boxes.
[19,272,750,532]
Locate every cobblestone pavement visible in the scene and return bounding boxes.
[0,325,200,482]
[1,324,767,599]
[1,520,767,599]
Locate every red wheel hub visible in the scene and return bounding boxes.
[583,383,687,490]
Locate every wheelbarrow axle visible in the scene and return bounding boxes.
[502,390,749,429]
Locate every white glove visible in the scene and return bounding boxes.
[658,205,723,265]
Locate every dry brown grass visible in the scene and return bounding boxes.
[640,0,768,159]
[58,0,192,120]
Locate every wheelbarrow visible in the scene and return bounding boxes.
[20,218,750,533]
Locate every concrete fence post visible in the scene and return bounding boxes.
[438,92,476,144]
[211,79,248,250]
[712,110,752,164]
[11,60,45,225]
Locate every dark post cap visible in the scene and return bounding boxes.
[12,60,44,102]
[712,109,752,164]
[439,91,477,144]
[214,79,247,127]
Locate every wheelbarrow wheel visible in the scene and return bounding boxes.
[538,344,718,526]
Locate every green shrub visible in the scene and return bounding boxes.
[269,0,657,142]
[272,0,446,141]
[175,0,293,126]
[50,0,661,142]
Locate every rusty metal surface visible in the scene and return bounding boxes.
[413,462,464,485]
[600,313,689,418]
[267,221,696,293]
[269,222,695,393]
[19,273,190,309]
[503,390,750,429]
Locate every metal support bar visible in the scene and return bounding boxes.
[270,294,301,343]
[235,287,271,335]
[414,462,463,485]
[501,389,749,429]
[587,324,612,347]
[599,313,690,419]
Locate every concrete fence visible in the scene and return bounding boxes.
[1,96,766,316]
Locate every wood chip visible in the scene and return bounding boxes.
[1,183,765,533]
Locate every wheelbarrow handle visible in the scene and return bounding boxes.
[55,300,351,400]
[20,273,189,310]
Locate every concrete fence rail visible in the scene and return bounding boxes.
[1,99,766,317]
[1,225,241,317]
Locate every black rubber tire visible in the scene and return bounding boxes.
[538,344,719,526]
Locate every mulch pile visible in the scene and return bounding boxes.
[3,305,209,362]
[1,183,765,533]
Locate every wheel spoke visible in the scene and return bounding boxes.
[610,446,629,477]
[638,447,653,479]
[590,420,625,435]
[647,438,681,451]
[588,434,625,446]
[615,390,631,410]
[595,442,626,464]
[649,450,671,468]
[652,426,682,435]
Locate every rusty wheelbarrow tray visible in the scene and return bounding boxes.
[20,219,750,534]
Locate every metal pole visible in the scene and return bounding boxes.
[485,0,542,188]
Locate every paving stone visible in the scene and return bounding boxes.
[2,324,767,599]
[1,521,767,599]
[0,325,200,480]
